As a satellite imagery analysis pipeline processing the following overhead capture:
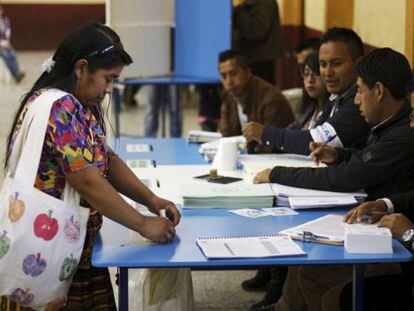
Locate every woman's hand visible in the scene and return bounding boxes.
[138,216,176,243]
[148,196,181,226]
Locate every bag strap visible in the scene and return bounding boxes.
[10,89,81,205]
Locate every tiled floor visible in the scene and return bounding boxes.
[0,51,262,310]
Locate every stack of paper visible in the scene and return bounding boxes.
[239,153,326,183]
[271,183,366,209]
[344,224,392,254]
[187,130,222,143]
[180,182,274,209]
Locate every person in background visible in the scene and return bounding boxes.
[217,49,294,153]
[294,37,320,73]
[232,0,283,85]
[2,22,180,310]
[0,3,24,83]
[289,52,328,130]
[197,84,222,132]
[243,28,371,155]
[266,48,414,311]
[336,77,414,311]
[140,85,181,137]
[245,52,329,311]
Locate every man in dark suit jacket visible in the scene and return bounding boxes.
[264,48,414,311]
[243,28,371,155]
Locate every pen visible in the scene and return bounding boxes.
[365,211,391,216]
[307,134,338,160]
[298,231,331,241]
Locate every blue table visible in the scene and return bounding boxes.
[111,137,206,165]
[95,138,413,311]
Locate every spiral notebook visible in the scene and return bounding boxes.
[196,234,306,259]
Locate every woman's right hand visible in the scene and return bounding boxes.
[138,216,176,243]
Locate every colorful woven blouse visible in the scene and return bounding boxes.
[9,89,110,199]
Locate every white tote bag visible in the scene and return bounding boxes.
[0,89,90,309]
[129,232,194,311]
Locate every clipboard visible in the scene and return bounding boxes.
[288,231,344,246]
[279,214,346,246]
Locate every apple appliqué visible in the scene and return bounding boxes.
[64,215,80,243]
[22,253,47,277]
[59,254,78,281]
[0,230,11,260]
[8,192,25,223]
[10,288,34,306]
[34,210,58,241]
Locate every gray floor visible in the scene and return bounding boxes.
[0,51,263,310]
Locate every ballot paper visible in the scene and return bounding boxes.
[126,144,151,153]
[261,207,299,216]
[127,159,153,169]
[344,224,393,253]
[229,208,270,218]
[229,207,298,218]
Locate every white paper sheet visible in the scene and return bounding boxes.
[289,196,357,209]
[126,144,151,153]
[196,235,306,259]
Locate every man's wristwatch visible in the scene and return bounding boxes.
[402,227,414,251]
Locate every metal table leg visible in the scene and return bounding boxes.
[352,264,364,311]
[118,267,129,311]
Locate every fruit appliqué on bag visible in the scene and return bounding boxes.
[10,288,34,306]
[9,192,25,223]
[0,230,11,259]
[59,254,78,281]
[64,215,80,243]
[22,253,47,277]
[33,210,59,241]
